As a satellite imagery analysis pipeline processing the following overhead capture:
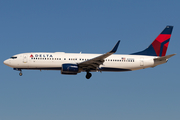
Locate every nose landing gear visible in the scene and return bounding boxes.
[19,69,22,76]
[86,72,92,79]
[19,72,23,76]
[13,68,23,76]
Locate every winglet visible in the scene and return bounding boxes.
[110,40,120,53]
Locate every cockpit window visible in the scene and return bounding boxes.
[10,57,17,59]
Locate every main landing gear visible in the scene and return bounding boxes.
[86,72,92,79]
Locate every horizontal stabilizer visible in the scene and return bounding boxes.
[154,54,176,61]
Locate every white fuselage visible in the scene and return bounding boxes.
[4,52,166,72]
[3,26,174,79]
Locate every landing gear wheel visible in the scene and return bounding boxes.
[86,72,92,79]
[19,72,22,76]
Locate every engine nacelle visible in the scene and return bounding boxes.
[61,64,79,75]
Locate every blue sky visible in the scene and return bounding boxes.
[0,0,180,120]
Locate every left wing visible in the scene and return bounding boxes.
[78,40,120,71]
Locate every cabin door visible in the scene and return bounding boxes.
[140,57,144,66]
[23,55,28,63]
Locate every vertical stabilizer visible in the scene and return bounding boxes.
[131,26,173,56]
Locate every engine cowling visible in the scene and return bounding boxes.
[61,64,79,75]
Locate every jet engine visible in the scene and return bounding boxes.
[61,64,79,75]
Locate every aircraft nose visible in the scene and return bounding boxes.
[3,59,10,66]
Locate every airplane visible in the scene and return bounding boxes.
[4,26,176,79]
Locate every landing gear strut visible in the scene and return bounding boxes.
[86,72,92,79]
[19,70,22,76]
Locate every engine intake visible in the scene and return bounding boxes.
[61,64,79,75]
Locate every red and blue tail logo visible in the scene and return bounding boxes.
[131,26,173,56]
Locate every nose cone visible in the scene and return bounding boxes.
[3,59,10,66]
